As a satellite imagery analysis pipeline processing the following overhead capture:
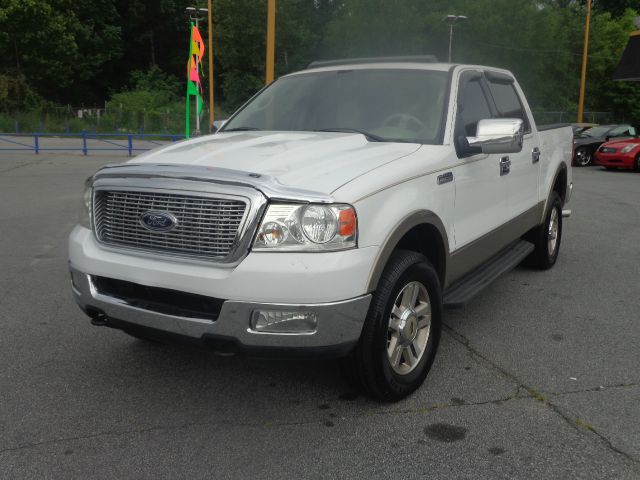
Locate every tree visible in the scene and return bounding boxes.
[0,0,121,105]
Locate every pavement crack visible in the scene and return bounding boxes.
[442,324,640,467]
[547,382,639,397]
[0,160,41,174]
[0,393,527,456]
[0,418,318,455]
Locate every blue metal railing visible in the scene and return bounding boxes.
[0,131,186,156]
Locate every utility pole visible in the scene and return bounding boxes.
[443,15,467,63]
[577,0,592,123]
[208,0,214,131]
[266,0,276,84]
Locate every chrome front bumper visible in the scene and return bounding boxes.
[70,265,371,357]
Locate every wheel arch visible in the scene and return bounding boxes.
[366,211,449,292]
[540,162,568,223]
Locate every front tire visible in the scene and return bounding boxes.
[531,192,563,270]
[342,250,442,401]
[574,147,592,167]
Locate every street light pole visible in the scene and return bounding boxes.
[448,23,454,63]
[443,15,468,63]
[577,0,592,123]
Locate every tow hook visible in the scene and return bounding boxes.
[90,312,109,326]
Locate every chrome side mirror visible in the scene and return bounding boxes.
[212,119,227,133]
[466,118,524,154]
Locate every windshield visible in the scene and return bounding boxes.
[582,126,614,137]
[222,69,449,144]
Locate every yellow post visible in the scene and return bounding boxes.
[208,0,214,130]
[266,0,276,85]
[577,0,592,123]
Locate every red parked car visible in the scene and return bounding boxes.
[594,138,640,171]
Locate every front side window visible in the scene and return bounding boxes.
[222,69,449,144]
[487,81,530,133]
[458,79,492,137]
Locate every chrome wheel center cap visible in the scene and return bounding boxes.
[399,309,418,344]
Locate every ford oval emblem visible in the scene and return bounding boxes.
[139,211,178,232]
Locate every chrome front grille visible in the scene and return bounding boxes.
[93,190,247,260]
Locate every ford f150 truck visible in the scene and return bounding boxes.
[69,57,573,400]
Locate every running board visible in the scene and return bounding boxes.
[443,240,534,309]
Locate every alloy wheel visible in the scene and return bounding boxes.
[387,281,431,375]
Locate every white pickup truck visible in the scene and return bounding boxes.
[69,57,573,400]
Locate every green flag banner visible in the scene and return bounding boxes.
[186,23,205,138]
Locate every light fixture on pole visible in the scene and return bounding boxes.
[443,15,467,63]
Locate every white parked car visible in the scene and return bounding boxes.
[69,57,573,400]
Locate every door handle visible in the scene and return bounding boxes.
[532,147,541,164]
[500,156,511,176]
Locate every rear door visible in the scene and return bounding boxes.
[485,72,540,218]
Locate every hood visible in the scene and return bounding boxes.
[131,131,421,194]
[600,137,640,148]
[574,135,605,146]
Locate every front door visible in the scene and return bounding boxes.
[451,72,510,252]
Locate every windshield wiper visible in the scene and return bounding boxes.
[222,126,262,132]
[314,128,385,142]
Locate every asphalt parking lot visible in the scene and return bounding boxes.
[1,152,639,479]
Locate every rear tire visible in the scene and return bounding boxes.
[341,250,442,401]
[531,192,562,270]
[634,154,640,172]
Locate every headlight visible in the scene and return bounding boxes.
[621,144,639,153]
[253,203,357,252]
[79,177,93,228]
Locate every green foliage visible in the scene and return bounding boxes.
[0,74,45,111]
[130,65,181,100]
[583,9,640,120]
[0,0,121,103]
[0,0,638,130]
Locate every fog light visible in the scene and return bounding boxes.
[250,310,318,334]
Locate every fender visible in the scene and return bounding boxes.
[540,162,568,224]
[366,210,449,292]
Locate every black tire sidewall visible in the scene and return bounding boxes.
[542,193,563,267]
[361,251,442,399]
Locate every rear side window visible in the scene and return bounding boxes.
[459,79,492,137]
[488,81,530,133]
